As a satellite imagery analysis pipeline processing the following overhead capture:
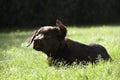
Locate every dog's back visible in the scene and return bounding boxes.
[54,38,111,64]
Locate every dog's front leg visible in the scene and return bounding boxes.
[47,57,54,66]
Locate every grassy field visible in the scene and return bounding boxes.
[0,26,120,80]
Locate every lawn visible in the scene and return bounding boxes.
[0,26,120,80]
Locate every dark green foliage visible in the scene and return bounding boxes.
[0,0,120,27]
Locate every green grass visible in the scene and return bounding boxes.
[0,26,120,80]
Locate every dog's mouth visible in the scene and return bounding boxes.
[33,40,42,51]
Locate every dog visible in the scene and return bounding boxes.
[27,19,111,66]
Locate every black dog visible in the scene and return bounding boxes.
[27,20,111,66]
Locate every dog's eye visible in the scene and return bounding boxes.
[45,36,52,39]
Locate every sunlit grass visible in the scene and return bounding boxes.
[0,26,120,80]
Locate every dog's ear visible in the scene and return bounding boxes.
[27,30,38,47]
[56,19,67,38]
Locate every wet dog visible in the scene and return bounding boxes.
[27,20,111,66]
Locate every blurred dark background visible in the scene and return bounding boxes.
[0,0,120,28]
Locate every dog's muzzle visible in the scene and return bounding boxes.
[33,39,41,50]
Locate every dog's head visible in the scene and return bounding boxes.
[27,20,67,54]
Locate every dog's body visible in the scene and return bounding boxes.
[28,20,111,66]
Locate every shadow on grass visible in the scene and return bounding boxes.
[0,34,30,49]
[1,23,120,33]
[0,26,38,49]
[0,26,39,33]
[0,29,31,62]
